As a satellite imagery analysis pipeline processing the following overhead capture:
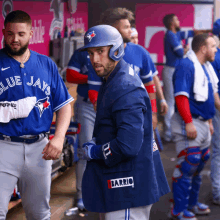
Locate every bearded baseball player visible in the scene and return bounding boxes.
[97,8,158,130]
[170,33,218,220]
[78,24,169,220]
[0,10,73,219]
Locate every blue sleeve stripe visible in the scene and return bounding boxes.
[67,66,80,72]
[140,70,152,79]
[174,91,189,98]
[174,45,183,51]
[53,97,74,112]
[152,70,158,77]
[87,80,102,85]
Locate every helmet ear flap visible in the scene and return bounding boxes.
[109,43,124,61]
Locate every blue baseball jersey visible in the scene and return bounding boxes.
[82,59,170,213]
[173,58,215,120]
[0,49,73,136]
[67,49,97,99]
[164,30,194,67]
[124,42,156,83]
[211,47,220,96]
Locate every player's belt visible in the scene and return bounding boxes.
[192,114,208,122]
[0,133,47,144]
[83,97,90,102]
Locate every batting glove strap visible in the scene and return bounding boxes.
[90,144,102,159]
[78,143,102,160]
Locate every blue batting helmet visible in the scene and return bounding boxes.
[81,25,124,61]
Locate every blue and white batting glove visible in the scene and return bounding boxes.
[77,139,102,161]
[77,142,95,161]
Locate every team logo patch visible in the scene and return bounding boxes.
[35,97,50,117]
[102,142,112,159]
[153,139,158,152]
[86,31,96,42]
[107,177,134,189]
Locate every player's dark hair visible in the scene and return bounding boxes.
[163,14,176,29]
[4,10,32,28]
[192,33,213,53]
[99,7,134,26]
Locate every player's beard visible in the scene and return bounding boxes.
[175,26,181,32]
[4,40,29,56]
[123,36,131,43]
[94,60,115,78]
[206,53,215,62]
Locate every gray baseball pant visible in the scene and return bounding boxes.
[99,204,153,220]
[0,137,52,220]
[74,95,96,199]
[162,66,175,141]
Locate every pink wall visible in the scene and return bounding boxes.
[136,3,195,79]
[0,1,88,56]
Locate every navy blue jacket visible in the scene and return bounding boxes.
[82,59,170,213]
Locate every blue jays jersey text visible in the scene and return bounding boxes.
[173,58,215,120]
[164,30,194,67]
[0,49,73,136]
[67,49,96,99]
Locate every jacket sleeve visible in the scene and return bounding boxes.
[101,88,148,167]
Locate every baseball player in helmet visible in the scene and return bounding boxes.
[170,33,218,219]
[0,10,73,219]
[78,24,169,220]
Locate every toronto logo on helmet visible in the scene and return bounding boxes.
[35,97,50,117]
[86,31,96,42]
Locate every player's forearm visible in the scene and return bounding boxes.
[175,95,193,124]
[144,81,157,113]
[214,92,220,112]
[54,103,72,139]
[153,75,165,101]
[66,69,88,84]
[144,81,156,100]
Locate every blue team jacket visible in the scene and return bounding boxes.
[82,59,170,213]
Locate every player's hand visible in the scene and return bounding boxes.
[93,101,97,112]
[42,135,64,160]
[209,121,214,136]
[184,44,189,55]
[152,113,158,130]
[185,122,197,139]
[77,142,96,161]
[160,100,168,116]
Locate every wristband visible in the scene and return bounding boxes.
[151,99,157,113]
[90,145,102,159]
[160,99,166,104]
[145,84,156,94]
